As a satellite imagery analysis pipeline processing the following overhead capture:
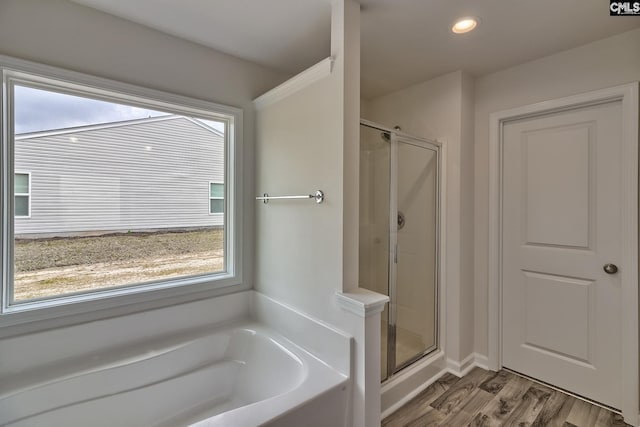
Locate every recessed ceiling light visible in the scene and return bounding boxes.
[451,17,478,34]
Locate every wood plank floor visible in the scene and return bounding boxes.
[382,368,630,427]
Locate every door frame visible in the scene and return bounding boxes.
[487,83,639,423]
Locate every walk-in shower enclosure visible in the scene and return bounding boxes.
[359,121,440,381]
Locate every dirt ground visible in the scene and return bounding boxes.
[13,229,224,302]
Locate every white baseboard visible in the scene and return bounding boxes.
[446,353,491,377]
[473,353,490,370]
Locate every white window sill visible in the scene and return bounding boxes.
[0,275,246,338]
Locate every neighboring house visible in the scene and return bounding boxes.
[14,115,225,237]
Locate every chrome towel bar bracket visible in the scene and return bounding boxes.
[256,190,324,204]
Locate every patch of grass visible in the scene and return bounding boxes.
[14,229,224,272]
[35,278,60,286]
[12,229,225,302]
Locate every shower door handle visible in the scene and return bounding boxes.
[394,244,398,264]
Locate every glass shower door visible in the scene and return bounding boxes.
[391,139,439,370]
[359,122,439,381]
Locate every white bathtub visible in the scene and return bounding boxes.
[0,321,349,427]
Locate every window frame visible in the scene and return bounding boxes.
[209,181,224,215]
[13,171,30,218]
[0,55,244,330]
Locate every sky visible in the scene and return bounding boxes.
[14,85,225,134]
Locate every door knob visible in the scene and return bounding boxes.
[603,263,618,274]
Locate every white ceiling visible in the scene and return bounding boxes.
[72,0,640,99]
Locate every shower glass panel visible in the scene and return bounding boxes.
[394,140,438,369]
[359,122,439,381]
[358,125,391,380]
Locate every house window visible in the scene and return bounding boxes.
[14,172,30,217]
[1,58,242,319]
[210,182,224,214]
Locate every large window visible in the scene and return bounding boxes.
[14,172,30,217]
[1,58,241,317]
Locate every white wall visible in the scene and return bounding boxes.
[255,1,377,425]
[473,28,640,356]
[255,68,344,321]
[254,0,360,323]
[460,72,475,360]
[0,0,286,109]
[364,70,476,363]
[0,0,287,327]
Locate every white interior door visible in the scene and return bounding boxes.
[501,100,623,409]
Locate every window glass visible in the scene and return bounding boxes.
[15,196,29,217]
[10,82,230,305]
[15,173,29,194]
[210,199,224,214]
[210,183,224,198]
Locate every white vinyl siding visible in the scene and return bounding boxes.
[14,116,224,236]
[14,172,30,217]
[209,182,224,214]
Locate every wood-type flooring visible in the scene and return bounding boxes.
[382,368,630,427]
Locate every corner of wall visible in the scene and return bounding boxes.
[460,71,476,359]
